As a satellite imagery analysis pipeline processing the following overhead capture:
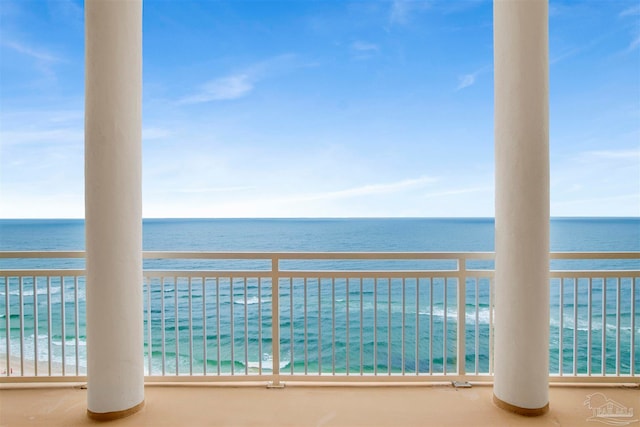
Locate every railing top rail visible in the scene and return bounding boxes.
[0,251,85,259]
[550,270,640,277]
[550,252,640,260]
[141,270,466,278]
[143,251,495,260]
[0,269,86,276]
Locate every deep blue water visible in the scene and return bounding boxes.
[1,217,638,251]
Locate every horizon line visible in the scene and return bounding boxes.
[0,216,638,221]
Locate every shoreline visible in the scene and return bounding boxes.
[1,354,84,377]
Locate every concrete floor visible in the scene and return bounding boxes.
[0,382,638,426]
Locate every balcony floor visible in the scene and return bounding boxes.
[1,382,638,426]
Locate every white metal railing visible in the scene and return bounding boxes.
[0,251,637,384]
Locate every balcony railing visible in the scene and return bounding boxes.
[1,251,638,384]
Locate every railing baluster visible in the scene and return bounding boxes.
[74,276,79,376]
[443,278,447,375]
[457,258,466,376]
[429,278,433,375]
[587,277,593,376]
[616,278,620,377]
[360,278,363,376]
[559,279,564,376]
[387,279,391,375]
[271,257,281,386]
[161,277,166,376]
[258,277,263,375]
[230,277,234,375]
[401,278,405,375]
[147,277,153,375]
[304,277,308,375]
[331,278,335,375]
[19,277,24,376]
[374,278,378,376]
[5,276,11,376]
[175,277,179,375]
[47,276,52,376]
[216,278,220,376]
[602,278,606,376]
[573,278,578,375]
[489,277,494,375]
[244,277,248,375]
[188,277,193,376]
[202,277,207,375]
[346,278,350,375]
[416,278,420,375]
[33,276,38,376]
[631,278,636,376]
[318,278,322,375]
[475,279,479,375]
[290,278,293,375]
[60,276,66,376]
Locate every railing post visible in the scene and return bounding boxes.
[270,256,282,387]
[457,256,466,376]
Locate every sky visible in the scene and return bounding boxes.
[0,0,639,219]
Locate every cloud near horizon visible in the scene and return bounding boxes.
[292,176,438,202]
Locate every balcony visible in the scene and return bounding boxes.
[1,251,638,425]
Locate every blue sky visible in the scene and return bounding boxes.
[0,0,638,218]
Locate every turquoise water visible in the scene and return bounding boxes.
[0,218,638,376]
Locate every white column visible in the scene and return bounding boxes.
[85,0,144,420]
[493,0,549,416]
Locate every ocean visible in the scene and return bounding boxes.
[1,218,638,377]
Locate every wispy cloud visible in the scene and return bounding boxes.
[2,40,59,62]
[1,39,62,83]
[456,74,476,91]
[350,41,379,60]
[550,45,585,65]
[422,186,492,199]
[293,176,437,202]
[581,149,640,161]
[180,74,253,104]
[552,193,640,208]
[0,108,83,147]
[619,5,640,17]
[551,146,640,216]
[46,0,83,27]
[159,186,255,195]
[351,41,379,53]
[179,54,305,105]
[455,65,490,91]
[388,0,430,27]
[550,31,614,65]
[619,3,640,56]
[390,0,411,25]
[0,128,83,146]
[626,34,640,53]
[438,0,487,15]
[143,127,172,141]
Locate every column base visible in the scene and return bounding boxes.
[493,393,549,417]
[87,400,145,421]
